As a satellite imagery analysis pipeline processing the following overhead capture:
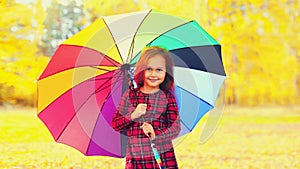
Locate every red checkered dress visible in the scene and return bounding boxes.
[112,88,180,169]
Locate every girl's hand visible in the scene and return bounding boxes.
[140,122,156,140]
[131,104,147,120]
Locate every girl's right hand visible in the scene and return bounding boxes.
[131,104,147,120]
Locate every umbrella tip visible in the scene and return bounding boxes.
[120,64,132,72]
[120,64,135,80]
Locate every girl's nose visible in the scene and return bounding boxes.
[150,70,157,76]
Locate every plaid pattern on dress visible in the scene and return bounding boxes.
[112,89,180,169]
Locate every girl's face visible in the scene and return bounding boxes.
[143,54,166,91]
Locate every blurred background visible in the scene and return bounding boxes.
[1,0,299,107]
[1,0,299,168]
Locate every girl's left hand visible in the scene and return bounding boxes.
[140,122,156,140]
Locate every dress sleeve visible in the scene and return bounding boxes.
[111,90,135,131]
[155,92,181,142]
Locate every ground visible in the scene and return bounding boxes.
[1,105,299,169]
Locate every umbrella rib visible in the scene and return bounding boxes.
[80,70,122,110]
[94,80,117,94]
[55,70,121,143]
[102,18,124,64]
[43,63,120,81]
[127,38,135,63]
[127,9,153,63]
[75,70,122,116]
[93,75,123,100]
[86,70,124,154]
[130,20,193,63]
[176,85,213,107]
[94,70,122,93]
[180,119,193,134]
[96,70,123,97]
[87,77,111,81]
[90,66,115,72]
[84,69,122,82]
[103,55,121,67]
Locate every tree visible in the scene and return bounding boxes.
[40,0,86,56]
[0,0,48,106]
[206,0,299,105]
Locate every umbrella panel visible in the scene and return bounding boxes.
[39,45,120,80]
[87,71,128,157]
[175,86,213,137]
[38,70,125,156]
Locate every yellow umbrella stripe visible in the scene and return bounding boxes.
[62,18,123,64]
[37,66,117,114]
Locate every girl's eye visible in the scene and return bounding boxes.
[157,69,163,72]
[145,67,152,71]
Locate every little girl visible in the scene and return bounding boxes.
[112,46,181,169]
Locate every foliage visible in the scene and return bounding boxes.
[0,1,48,106]
[1,106,300,168]
[205,0,300,105]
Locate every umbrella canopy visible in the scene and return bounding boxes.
[37,9,226,157]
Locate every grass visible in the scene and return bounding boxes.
[0,106,300,169]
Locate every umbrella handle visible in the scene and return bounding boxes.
[148,137,165,169]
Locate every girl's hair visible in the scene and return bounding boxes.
[134,46,174,91]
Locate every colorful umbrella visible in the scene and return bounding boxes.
[37,9,226,157]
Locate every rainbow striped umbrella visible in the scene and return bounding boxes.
[37,9,226,157]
